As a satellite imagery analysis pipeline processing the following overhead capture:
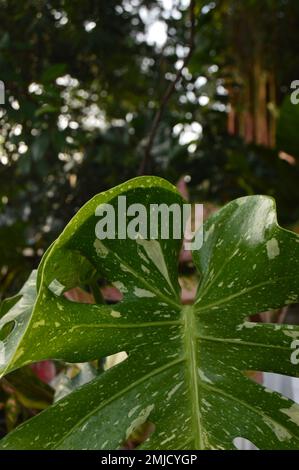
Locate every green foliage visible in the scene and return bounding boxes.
[0,177,299,450]
[1,0,299,301]
[0,366,53,436]
[0,0,191,298]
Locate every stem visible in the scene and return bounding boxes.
[138,0,196,175]
[90,280,105,305]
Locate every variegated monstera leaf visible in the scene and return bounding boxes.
[0,176,299,450]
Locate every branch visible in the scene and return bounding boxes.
[138,0,196,175]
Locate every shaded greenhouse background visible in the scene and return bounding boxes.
[0,0,299,445]
[1,0,299,298]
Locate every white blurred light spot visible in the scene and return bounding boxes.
[58,152,70,162]
[175,59,184,70]
[84,21,96,32]
[188,143,197,153]
[174,121,203,146]
[69,121,79,130]
[58,115,69,130]
[0,156,8,165]
[11,100,20,110]
[28,83,43,95]
[195,76,208,88]
[56,75,79,87]
[212,102,227,112]
[201,2,216,15]
[22,248,34,257]
[162,0,173,8]
[173,123,184,136]
[18,143,28,154]
[147,21,168,47]
[208,64,219,73]
[217,85,228,95]
[198,95,209,106]
[13,125,22,136]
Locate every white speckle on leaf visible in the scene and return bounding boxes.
[281,404,299,425]
[112,281,127,293]
[110,310,121,318]
[160,434,176,446]
[266,238,280,260]
[33,320,45,328]
[48,279,65,296]
[94,239,108,258]
[141,265,150,274]
[202,398,212,409]
[264,417,292,441]
[286,294,298,304]
[128,405,141,418]
[198,369,213,384]
[136,238,175,293]
[236,321,256,331]
[125,404,155,439]
[166,382,184,401]
[120,263,132,273]
[283,330,299,339]
[133,287,155,298]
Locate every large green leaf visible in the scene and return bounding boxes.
[0,176,299,450]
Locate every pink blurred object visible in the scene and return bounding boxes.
[176,176,189,201]
[176,177,218,265]
[179,249,192,264]
[64,286,122,304]
[101,285,123,302]
[181,284,197,304]
[31,361,56,384]
[179,276,198,304]
[64,287,94,303]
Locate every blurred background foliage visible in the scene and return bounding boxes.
[1,0,299,436]
[1,0,299,299]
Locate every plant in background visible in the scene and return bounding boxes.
[0,176,299,450]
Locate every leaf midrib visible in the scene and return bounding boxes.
[182,305,203,450]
